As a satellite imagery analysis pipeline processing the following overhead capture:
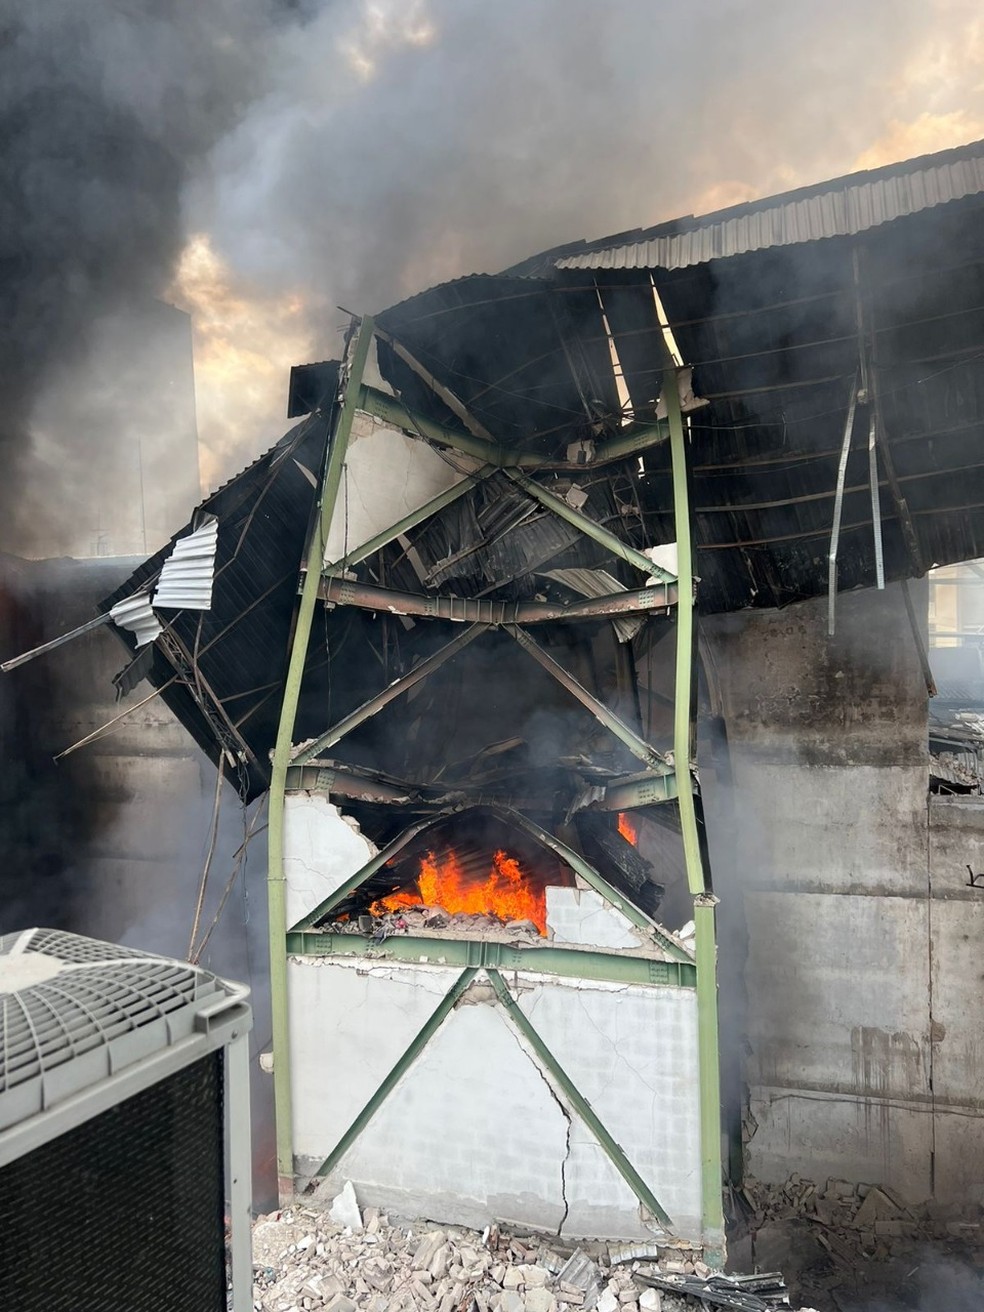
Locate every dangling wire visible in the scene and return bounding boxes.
[187,757,225,960]
[190,794,268,965]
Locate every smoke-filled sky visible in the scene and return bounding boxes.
[4,0,984,524]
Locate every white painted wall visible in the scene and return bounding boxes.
[323,411,478,566]
[546,886,647,951]
[288,956,703,1242]
[283,793,376,929]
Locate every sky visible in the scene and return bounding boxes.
[5,0,984,518]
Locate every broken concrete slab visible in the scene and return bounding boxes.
[328,1179,363,1231]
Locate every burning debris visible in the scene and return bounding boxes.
[370,848,551,934]
[251,1186,801,1312]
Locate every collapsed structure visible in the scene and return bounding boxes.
[96,139,984,1259]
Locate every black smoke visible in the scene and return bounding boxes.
[0,0,277,546]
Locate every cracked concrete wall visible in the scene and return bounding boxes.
[283,792,376,928]
[545,886,647,950]
[288,957,702,1242]
[701,583,984,1203]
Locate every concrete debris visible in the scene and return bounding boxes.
[330,907,545,944]
[735,1173,984,1308]
[252,1194,813,1312]
[328,1181,363,1232]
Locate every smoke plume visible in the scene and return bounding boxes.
[4,0,982,513]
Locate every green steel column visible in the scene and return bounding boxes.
[267,316,375,1199]
[663,362,725,1266]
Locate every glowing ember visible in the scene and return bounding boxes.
[370,848,547,933]
[617,812,639,845]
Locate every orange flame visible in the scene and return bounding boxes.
[370,848,546,933]
[617,812,639,845]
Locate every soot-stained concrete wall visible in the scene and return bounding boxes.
[0,555,275,1204]
[700,582,984,1203]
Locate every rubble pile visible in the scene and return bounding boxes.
[737,1175,984,1307]
[252,1187,800,1312]
[330,908,544,942]
[742,1173,983,1254]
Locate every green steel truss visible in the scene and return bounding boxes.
[266,315,725,1262]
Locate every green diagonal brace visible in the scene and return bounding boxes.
[323,463,496,575]
[289,813,446,932]
[486,968,674,1231]
[508,624,672,775]
[358,384,667,471]
[503,467,676,583]
[310,967,478,1181]
[290,623,486,766]
[492,805,692,964]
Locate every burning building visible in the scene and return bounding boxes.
[77,138,984,1258]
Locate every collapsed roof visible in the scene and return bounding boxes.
[102,139,984,809]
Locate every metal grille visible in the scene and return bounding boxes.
[0,1053,226,1311]
[23,928,158,962]
[0,930,220,1099]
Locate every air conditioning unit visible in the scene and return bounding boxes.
[0,928,252,1312]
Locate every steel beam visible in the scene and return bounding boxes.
[508,624,673,775]
[266,316,374,1197]
[309,968,478,1181]
[373,324,499,443]
[591,421,670,464]
[599,770,682,809]
[358,385,506,465]
[827,373,860,637]
[286,930,696,988]
[662,355,725,1265]
[285,762,417,803]
[323,465,495,575]
[503,468,676,582]
[320,575,677,623]
[290,623,486,767]
[357,384,667,472]
[867,410,885,590]
[486,969,674,1230]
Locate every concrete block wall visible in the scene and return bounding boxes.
[291,958,702,1240]
[700,583,984,1203]
[283,789,704,1241]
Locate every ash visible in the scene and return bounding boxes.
[251,1185,805,1312]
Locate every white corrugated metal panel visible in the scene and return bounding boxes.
[109,591,161,647]
[542,567,643,643]
[153,515,218,611]
[556,149,984,271]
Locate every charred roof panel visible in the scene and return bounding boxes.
[375,274,622,457]
[100,407,334,799]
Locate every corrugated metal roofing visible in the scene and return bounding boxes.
[109,591,160,647]
[556,139,984,271]
[100,408,335,800]
[153,514,218,611]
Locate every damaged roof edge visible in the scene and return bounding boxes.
[551,138,984,271]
